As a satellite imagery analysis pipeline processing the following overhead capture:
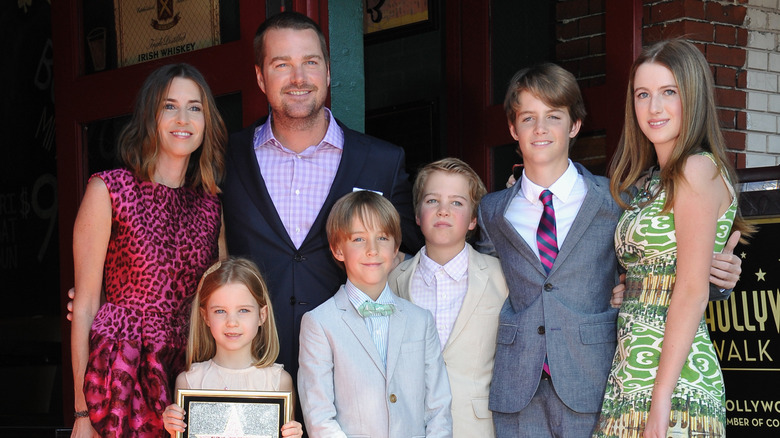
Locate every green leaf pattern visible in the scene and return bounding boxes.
[594,153,736,437]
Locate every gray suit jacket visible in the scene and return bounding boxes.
[389,244,508,438]
[298,286,452,437]
[477,163,621,414]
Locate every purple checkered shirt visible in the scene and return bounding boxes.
[253,108,344,248]
[410,244,469,350]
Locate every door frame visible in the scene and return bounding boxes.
[445,0,642,190]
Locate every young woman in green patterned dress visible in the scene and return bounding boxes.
[594,39,753,438]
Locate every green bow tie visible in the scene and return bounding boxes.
[357,301,396,317]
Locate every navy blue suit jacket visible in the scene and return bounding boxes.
[221,117,422,377]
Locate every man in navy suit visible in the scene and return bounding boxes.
[221,11,422,378]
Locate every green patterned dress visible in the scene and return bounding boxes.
[594,153,735,438]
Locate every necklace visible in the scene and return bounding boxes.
[637,165,659,204]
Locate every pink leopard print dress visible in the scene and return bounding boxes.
[83,168,221,437]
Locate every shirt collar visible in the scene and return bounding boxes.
[520,159,578,205]
[417,244,469,286]
[345,279,395,310]
[253,107,344,152]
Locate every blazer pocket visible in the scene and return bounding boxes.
[496,324,518,345]
[471,397,492,419]
[579,321,616,345]
[401,340,425,353]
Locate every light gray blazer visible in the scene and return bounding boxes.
[298,286,452,438]
[477,163,622,415]
[389,244,508,438]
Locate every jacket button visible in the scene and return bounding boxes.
[293,253,304,262]
[538,326,545,334]
[289,296,297,306]
[389,394,397,403]
[544,283,553,292]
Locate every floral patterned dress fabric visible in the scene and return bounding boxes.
[83,168,221,437]
[594,153,735,438]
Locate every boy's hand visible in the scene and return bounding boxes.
[163,403,186,435]
[610,274,626,309]
[281,420,303,437]
[66,287,75,321]
[710,230,741,290]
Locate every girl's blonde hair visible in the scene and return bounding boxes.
[609,38,753,239]
[187,258,280,368]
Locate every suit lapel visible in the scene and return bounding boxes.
[301,121,370,248]
[385,300,407,383]
[495,179,548,276]
[335,289,387,377]
[392,252,420,301]
[444,246,487,351]
[232,119,294,248]
[552,164,605,273]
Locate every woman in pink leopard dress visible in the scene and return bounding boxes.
[71,63,226,438]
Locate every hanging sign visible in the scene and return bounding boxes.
[114,0,220,67]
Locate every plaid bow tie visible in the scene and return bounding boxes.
[357,301,396,317]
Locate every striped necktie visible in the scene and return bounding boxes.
[537,189,558,275]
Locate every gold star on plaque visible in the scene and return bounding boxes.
[756,268,766,282]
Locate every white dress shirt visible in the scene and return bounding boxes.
[504,160,588,261]
[345,280,395,367]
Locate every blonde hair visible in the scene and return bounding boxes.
[326,191,401,265]
[413,158,487,239]
[187,258,280,369]
[608,38,753,239]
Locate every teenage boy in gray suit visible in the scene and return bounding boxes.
[477,63,741,437]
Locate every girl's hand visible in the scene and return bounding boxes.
[643,397,671,438]
[70,416,99,438]
[163,403,186,436]
[281,420,303,438]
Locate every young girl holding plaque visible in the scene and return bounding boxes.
[162,258,302,437]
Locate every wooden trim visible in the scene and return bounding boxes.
[53,0,268,425]
[604,0,643,165]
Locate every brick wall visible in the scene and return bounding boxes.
[556,0,780,169]
[642,0,751,168]
[556,0,607,88]
[743,0,780,167]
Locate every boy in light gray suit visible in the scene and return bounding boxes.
[298,190,452,438]
[478,63,742,437]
